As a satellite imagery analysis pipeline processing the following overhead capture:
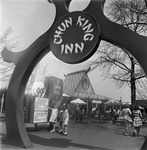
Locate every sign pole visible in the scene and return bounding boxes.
[0,93,4,114]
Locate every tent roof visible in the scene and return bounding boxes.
[71,98,87,104]
[62,93,70,97]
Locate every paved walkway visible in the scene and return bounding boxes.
[0,121,147,150]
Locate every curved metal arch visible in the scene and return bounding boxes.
[1,0,147,148]
[3,30,51,148]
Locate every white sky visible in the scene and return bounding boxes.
[1,0,131,102]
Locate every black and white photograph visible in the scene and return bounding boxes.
[0,0,147,150]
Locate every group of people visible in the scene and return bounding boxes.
[110,109,120,124]
[47,103,69,136]
[122,105,143,137]
[74,105,86,123]
[46,103,143,137]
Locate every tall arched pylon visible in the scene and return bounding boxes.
[1,0,147,148]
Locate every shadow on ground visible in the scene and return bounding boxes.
[1,133,27,149]
[29,134,114,150]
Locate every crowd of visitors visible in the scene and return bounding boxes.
[47,101,144,138]
[108,104,143,137]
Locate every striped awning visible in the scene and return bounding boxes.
[69,92,110,102]
[63,69,113,102]
[63,70,88,94]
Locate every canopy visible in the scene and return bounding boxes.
[71,98,87,104]
[139,106,144,109]
[106,99,120,104]
[62,93,70,97]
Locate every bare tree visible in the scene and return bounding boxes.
[0,27,48,93]
[144,0,147,8]
[90,0,147,106]
[26,63,48,94]
[0,27,18,86]
[25,64,40,94]
[106,0,147,33]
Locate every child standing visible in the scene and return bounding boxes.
[58,109,64,134]
[47,106,58,132]
[62,104,69,136]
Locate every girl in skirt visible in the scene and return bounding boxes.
[133,105,143,137]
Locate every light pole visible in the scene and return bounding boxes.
[0,93,4,114]
[120,97,122,111]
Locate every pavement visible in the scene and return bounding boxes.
[0,120,147,150]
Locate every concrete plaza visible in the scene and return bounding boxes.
[0,120,147,150]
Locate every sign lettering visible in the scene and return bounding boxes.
[34,97,49,111]
[50,12,100,64]
[33,111,48,123]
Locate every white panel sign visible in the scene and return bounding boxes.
[33,111,48,123]
[92,100,101,104]
[34,97,49,111]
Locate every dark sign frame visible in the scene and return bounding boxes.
[1,0,147,148]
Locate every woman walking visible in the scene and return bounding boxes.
[122,107,132,136]
[133,105,143,137]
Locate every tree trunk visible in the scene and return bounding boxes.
[130,57,136,108]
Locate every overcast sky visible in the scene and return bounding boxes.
[1,0,131,102]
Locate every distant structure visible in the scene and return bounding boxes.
[63,69,112,102]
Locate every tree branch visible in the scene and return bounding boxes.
[99,51,131,72]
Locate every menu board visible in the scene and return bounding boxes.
[34,97,48,111]
[32,97,49,123]
[33,111,48,123]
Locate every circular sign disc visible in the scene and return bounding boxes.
[81,78,89,90]
[49,11,100,64]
